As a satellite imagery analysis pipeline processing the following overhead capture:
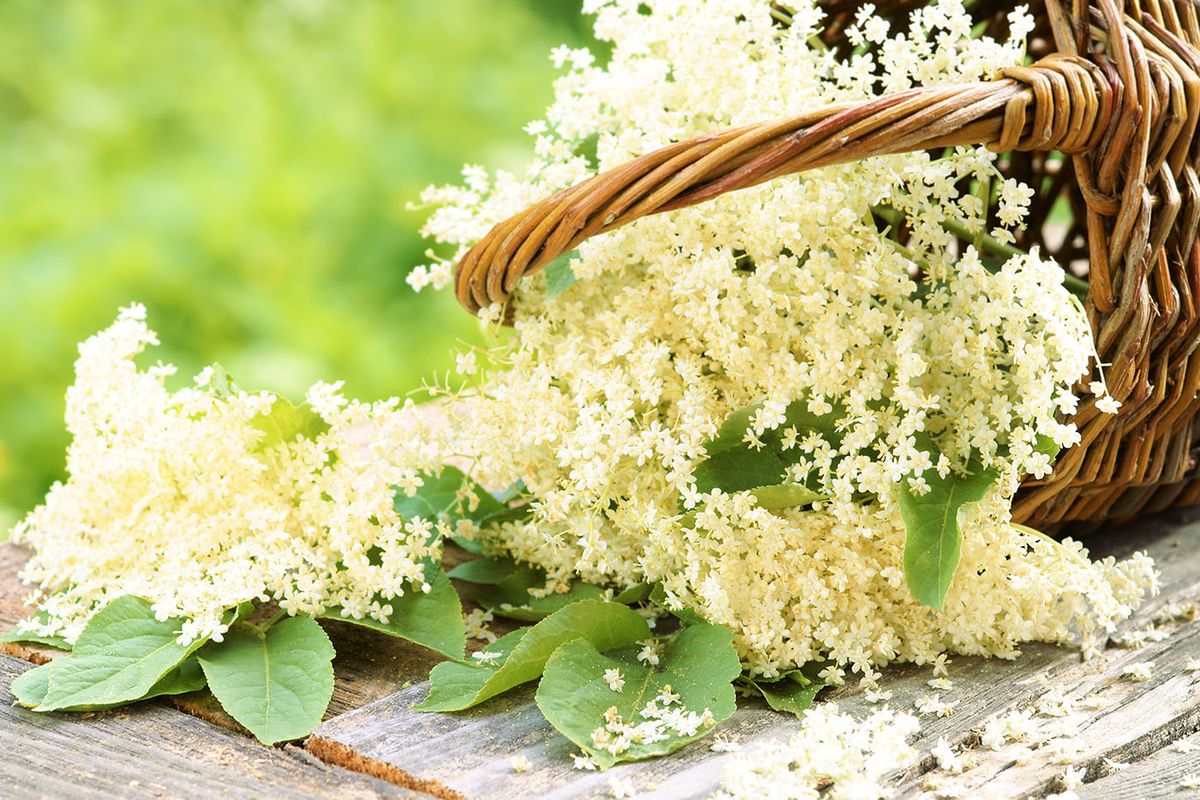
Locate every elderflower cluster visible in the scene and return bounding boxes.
[414,0,1151,674]
[10,306,445,644]
[590,687,715,757]
[714,704,920,799]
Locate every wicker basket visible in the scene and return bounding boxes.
[452,0,1200,531]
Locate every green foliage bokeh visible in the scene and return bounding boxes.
[0,0,590,529]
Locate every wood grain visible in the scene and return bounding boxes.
[308,511,1200,800]
[0,654,418,800]
[1077,732,1200,799]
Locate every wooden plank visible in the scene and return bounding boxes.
[0,654,418,800]
[0,541,447,730]
[1077,732,1200,799]
[308,511,1200,800]
[892,617,1200,798]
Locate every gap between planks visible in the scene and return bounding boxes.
[307,510,1200,800]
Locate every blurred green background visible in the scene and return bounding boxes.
[0,0,595,532]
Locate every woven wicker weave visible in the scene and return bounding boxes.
[453,0,1200,530]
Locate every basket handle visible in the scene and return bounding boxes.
[453,55,1113,314]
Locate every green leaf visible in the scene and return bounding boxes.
[535,623,741,768]
[745,668,826,717]
[415,599,649,712]
[197,616,335,745]
[450,555,608,621]
[143,656,208,698]
[323,567,465,659]
[0,629,72,650]
[13,654,206,713]
[1,608,74,650]
[693,446,787,495]
[447,556,526,584]
[746,484,824,510]
[36,596,204,712]
[900,457,997,610]
[544,250,579,299]
[394,466,528,554]
[1034,434,1061,460]
[10,663,52,708]
[704,398,842,456]
[613,583,652,604]
[473,582,607,622]
[250,397,330,451]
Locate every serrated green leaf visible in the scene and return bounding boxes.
[36,596,204,712]
[535,623,741,768]
[544,250,579,299]
[250,397,330,451]
[900,456,997,610]
[746,668,826,717]
[197,616,335,745]
[323,567,465,659]
[415,599,649,712]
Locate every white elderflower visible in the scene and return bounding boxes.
[414,0,1155,681]
[715,705,919,799]
[930,737,964,773]
[1184,658,1200,674]
[604,668,626,692]
[1061,766,1086,790]
[609,777,637,799]
[455,351,479,376]
[865,688,893,704]
[1121,662,1155,682]
[916,695,958,718]
[464,608,497,644]
[572,752,598,770]
[509,754,532,773]
[636,640,661,667]
[10,309,444,644]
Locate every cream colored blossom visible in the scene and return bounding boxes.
[11,307,444,644]
[715,704,919,799]
[413,0,1153,676]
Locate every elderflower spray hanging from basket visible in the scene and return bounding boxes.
[412,0,1170,678]
[3,0,1181,763]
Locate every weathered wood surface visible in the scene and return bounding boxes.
[309,511,1200,800]
[3,514,1199,798]
[0,654,417,799]
[1078,732,1200,799]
